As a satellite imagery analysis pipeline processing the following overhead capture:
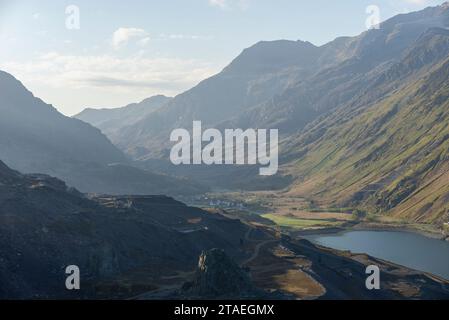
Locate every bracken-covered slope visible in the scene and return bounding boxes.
[283,27,449,226]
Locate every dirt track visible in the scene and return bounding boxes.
[242,227,278,266]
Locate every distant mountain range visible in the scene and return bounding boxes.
[0,72,205,196]
[75,95,172,148]
[75,3,449,160]
[74,3,449,224]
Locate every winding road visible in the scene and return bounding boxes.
[242,227,279,266]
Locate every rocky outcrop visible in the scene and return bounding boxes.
[181,249,259,299]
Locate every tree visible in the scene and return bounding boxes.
[352,209,367,221]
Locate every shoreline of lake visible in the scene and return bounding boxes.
[293,221,448,241]
[300,228,449,281]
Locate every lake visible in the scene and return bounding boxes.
[304,230,449,280]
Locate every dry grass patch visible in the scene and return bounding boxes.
[249,244,325,299]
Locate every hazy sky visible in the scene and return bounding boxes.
[0,0,445,115]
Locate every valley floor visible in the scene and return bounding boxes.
[181,191,448,240]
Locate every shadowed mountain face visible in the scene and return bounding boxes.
[82,4,449,161]
[0,160,246,299]
[0,71,126,171]
[94,40,323,159]
[0,72,206,196]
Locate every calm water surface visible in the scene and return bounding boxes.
[304,230,449,280]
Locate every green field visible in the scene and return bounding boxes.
[261,214,342,230]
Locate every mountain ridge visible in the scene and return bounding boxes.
[0,71,205,196]
[81,3,449,161]
[75,94,172,145]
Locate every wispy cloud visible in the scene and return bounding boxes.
[112,27,148,49]
[137,37,151,47]
[0,52,218,94]
[111,28,212,49]
[208,0,251,10]
[209,0,227,9]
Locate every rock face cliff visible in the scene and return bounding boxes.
[181,249,259,299]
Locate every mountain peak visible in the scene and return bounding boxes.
[223,39,320,75]
[137,94,172,108]
[0,70,22,85]
[0,70,35,103]
[140,94,171,103]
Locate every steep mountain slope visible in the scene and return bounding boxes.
[92,3,449,161]
[0,70,126,171]
[0,71,205,196]
[283,27,449,225]
[74,95,171,144]
[87,3,448,195]
[0,160,246,299]
[232,3,449,133]
[115,40,323,158]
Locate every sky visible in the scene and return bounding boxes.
[0,0,445,115]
